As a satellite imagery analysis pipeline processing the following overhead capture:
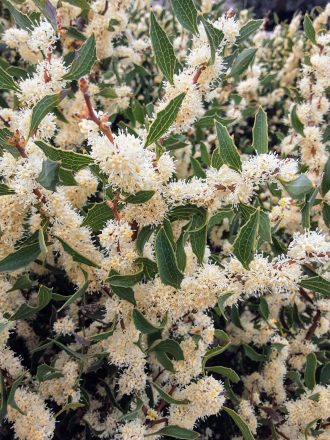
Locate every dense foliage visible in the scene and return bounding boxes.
[0,1,329,439]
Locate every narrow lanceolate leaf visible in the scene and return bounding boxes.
[55,236,100,268]
[150,12,177,84]
[304,352,317,390]
[152,382,189,405]
[291,104,305,137]
[7,373,27,414]
[321,157,330,196]
[35,141,94,171]
[29,93,61,138]
[0,241,41,272]
[145,93,185,146]
[171,0,199,35]
[201,17,224,63]
[0,66,20,92]
[215,121,242,171]
[58,270,89,312]
[300,276,330,297]
[205,366,240,383]
[81,202,113,232]
[233,209,260,269]
[132,309,165,334]
[281,174,313,200]
[0,183,15,196]
[125,191,155,204]
[3,0,35,30]
[230,48,257,76]
[303,14,316,44]
[252,107,268,154]
[146,425,198,440]
[155,227,183,288]
[236,19,263,44]
[223,407,256,440]
[107,271,144,287]
[63,34,97,80]
[10,286,52,320]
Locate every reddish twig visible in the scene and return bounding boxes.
[305,309,321,340]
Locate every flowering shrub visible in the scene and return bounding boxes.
[0,0,329,439]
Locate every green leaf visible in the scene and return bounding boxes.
[303,14,316,44]
[10,286,52,320]
[132,309,165,334]
[236,19,263,44]
[281,174,313,200]
[151,338,184,361]
[321,157,330,196]
[81,203,113,232]
[88,318,117,341]
[32,0,57,30]
[215,121,242,171]
[145,93,185,146]
[217,291,235,320]
[203,340,230,368]
[320,363,330,385]
[0,183,15,196]
[155,227,183,288]
[208,207,234,229]
[0,241,41,272]
[136,226,154,256]
[233,209,260,269]
[35,141,94,171]
[300,276,330,297]
[252,107,268,154]
[210,146,223,170]
[146,426,198,439]
[243,344,266,362]
[190,222,207,265]
[38,228,48,257]
[29,94,61,138]
[191,157,206,178]
[150,12,177,84]
[7,373,27,414]
[63,34,97,80]
[259,297,269,321]
[205,366,240,383]
[201,17,224,63]
[125,191,155,204]
[50,339,85,360]
[0,66,20,92]
[38,159,60,191]
[111,285,136,305]
[107,271,144,287]
[3,0,35,29]
[223,406,256,440]
[291,104,305,137]
[171,0,199,35]
[231,48,257,76]
[304,352,317,390]
[36,364,64,382]
[119,397,143,421]
[55,236,100,268]
[64,0,90,11]
[7,275,33,292]
[258,210,272,245]
[323,202,330,227]
[152,382,189,405]
[58,270,89,312]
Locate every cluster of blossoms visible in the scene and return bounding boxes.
[0,1,329,440]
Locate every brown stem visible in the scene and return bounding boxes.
[305,309,321,340]
[146,417,168,428]
[299,287,313,304]
[192,66,205,84]
[79,78,114,143]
